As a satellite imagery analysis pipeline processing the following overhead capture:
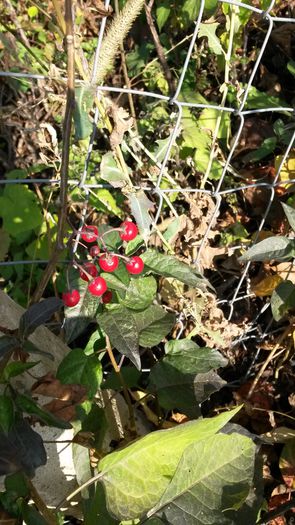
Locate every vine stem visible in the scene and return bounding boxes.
[105,335,137,435]
[200,5,238,189]
[26,477,58,525]
[32,0,75,303]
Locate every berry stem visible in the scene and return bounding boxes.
[73,261,93,281]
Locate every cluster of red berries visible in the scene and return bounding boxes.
[62,220,144,308]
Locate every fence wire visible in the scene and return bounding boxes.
[1,0,295,371]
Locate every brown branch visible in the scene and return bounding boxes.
[31,0,75,304]
[144,0,175,97]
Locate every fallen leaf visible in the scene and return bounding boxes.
[108,104,134,148]
[280,440,295,489]
[251,274,283,297]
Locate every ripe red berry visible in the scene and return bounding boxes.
[80,225,99,243]
[125,256,144,275]
[102,290,113,304]
[119,221,138,242]
[79,262,98,282]
[88,276,107,296]
[99,254,119,273]
[62,289,80,307]
[89,245,100,258]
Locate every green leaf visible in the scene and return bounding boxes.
[27,5,38,18]
[0,336,19,358]
[21,502,49,525]
[282,202,295,232]
[1,361,38,382]
[242,137,277,164]
[165,339,228,372]
[64,278,101,343]
[102,367,141,390]
[243,85,288,111]
[181,107,210,150]
[156,1,171,31]
[5,471,29,497]
[98,305,140,369]
[148,433,256,523]
[19,297,63,339]
[98,407,242,520]
[198,107,230,140]
[0,185,43,236]
[100,152,129,188]
[287,60,295,78]
[239,236,295,262]
[0,229,10,261]
[0,395,14,433]
[128,190,154,243]
[100,271,128,292]
[136,305,175,347]
[57,348,102,398]
[149,341,227,414]
[15,393,72,429]
[271,280,295,321]
[23,340,54,361]
[198,22,224,55]
[122,276,157,310]
[89,188,123,218]
[74,85,96,140]
[141,249,210,289]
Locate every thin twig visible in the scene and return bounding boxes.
[247,322,293,399]
[26,477,58,525]
[55,471,104,511]
[144,0,175,96]
[257,497,295,524]
[105,335,137,435]
[32,0,75,303]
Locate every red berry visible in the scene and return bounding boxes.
[80,225,99,243]
[79,262,98,282]
[99,254,119,273]
[102,290,113,304]
[62,289,80,307]
[119,221,138,241]
[89,245,100,258]
[125,256,144,275]
[88,276,107,296]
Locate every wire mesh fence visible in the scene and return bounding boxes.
[0,0,295,373]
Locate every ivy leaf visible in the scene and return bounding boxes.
[0,185,43,236]
[142,249,210,289]
[98,407,242,520]
[198,22,224,55]
[148,434,256,524]
[128,190,155,244]
[19,297,63,339]
[239,237,295,262]
[100,152,129,188]
[56,348,103,398]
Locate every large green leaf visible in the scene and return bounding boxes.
[198,22,223,55]
[57,348,102,398]
[156,0,170,31]
[122,276,157,310]
[73,85,95,140]
[19,297,63,339]
[98,407,242,520]
[98,303,175,368]
[148,341,227,414]
[142,249,209,289]
[135,305,175,347]
[0,229,10,261]
[282,202,295,232]
[239,236,295,262]
[148,433,256,524]
[0,395,14,433]
[98,305,140,369]
[0,184,43,236]
[128,190,154,244]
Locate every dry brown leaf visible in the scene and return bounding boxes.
[251,274,283,297]
[274,262,295,285]
[108,104,134,148]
